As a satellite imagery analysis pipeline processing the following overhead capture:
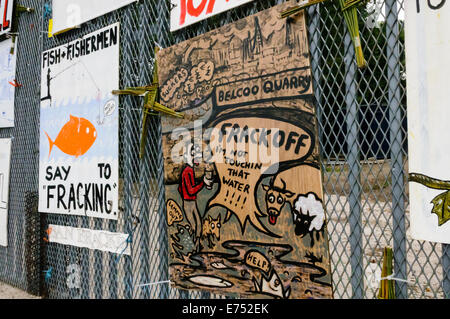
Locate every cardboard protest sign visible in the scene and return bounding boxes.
[38,23,120,220]
[158,1,333,298]
[0,138,11,247]
[170,0,255,31]
[406,1,450,244]
[51,0,136,35]
[0,37,16,128]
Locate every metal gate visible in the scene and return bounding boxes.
[0,0,448,299]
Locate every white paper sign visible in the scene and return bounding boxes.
[0,38,17,128]
[39,23,120,220]
[0,0,14,37]
[0,138,11,247]
[406,1,450,244]
[170,0,255,31]
[48,225,131,255]
[52,0,137,34]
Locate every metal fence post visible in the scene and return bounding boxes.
[344,30,363,299]
[122,14,137,299]
[443,244,450,299]
[385,0,408,299]
[154,0,172,300]
[308,5,323,153]
[135,1,152,299]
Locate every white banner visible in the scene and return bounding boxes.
[48,225,130,255]
[39,23,120,220]
[0,37,16,128]
[0,138,11,247]
[52,0,136,34]
[406,1,450,244]
[0,0,14,37]
[170,0,255,31]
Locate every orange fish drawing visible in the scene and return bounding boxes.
[45,115,97,158]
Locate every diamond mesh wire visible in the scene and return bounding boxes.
[0,0,42,296]
[0,0,448,299]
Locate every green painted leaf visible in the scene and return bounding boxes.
[431,191,450,226]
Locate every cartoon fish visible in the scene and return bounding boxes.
[45,115,97,158]
[187,275,233,288]
[253,270,291,299]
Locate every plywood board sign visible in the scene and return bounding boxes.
[0,37,17,128]
[158,1,333,299]
[51,0,136,34]
[170,0,255,31]
[406,1,450,244]
[0,138,11,247]
[38,23,120,220]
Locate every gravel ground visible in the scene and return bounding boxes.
[0,282,40,299]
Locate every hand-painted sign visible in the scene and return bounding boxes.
[159,1,333,298]
[0,37,16,128]
[170,0,255,31]
[406,1,450,244]
[48,225,131,255]
[38,23,120,220]
[0,138,11,247]
[51,0,136,35]
[0,0,13,37]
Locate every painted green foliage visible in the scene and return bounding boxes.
[430,191,450,226]
[410,173,450,226]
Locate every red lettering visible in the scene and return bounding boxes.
[180,0,187,26]
[0,0,3,30]
[187,0,208,17]
[179,0,218,26]
[206,0,216,14]
[2,0,9,30]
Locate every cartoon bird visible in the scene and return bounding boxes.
[44,115,97,158]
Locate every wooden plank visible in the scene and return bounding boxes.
[158,1,333,299]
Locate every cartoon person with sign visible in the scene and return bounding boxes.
[178,142,212,246]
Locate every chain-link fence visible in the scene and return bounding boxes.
[0,0,448,299]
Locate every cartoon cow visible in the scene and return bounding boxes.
[262,164,326,246]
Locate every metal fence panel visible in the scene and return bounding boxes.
[0,0,447,299]
[0,0,42,296]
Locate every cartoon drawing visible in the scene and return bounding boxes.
[252,270,291,299]
[97,99,117,125]
[160,2,332,299]
[410,173,450,226]
[305,251,323,266]
[201,215,221,248]
[41,69,52,103]
[39,23,120,221]
[293,193,325,247]
[187,275,233,288]
[262,177,295,226]
[178,142,212,244]
[170,240,331,298]
[45,115,97,158]
[262,164,325,246]
[171,224,196,260]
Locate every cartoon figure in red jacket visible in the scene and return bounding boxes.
[179,142,212,244]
